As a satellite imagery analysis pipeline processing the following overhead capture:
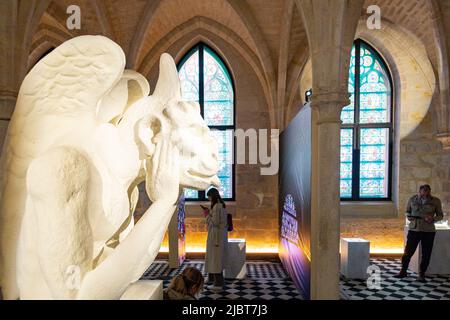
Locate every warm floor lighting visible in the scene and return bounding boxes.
[370,248,404,254]
[160,246,402,254]
[158,245,279,254]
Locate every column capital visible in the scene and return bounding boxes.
[312,91,350,106]
[436,132,450,150]
[311,91,350,124]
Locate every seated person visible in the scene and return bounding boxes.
[163,267,204,300]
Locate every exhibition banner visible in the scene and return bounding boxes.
[169,194,187,268]
[279,103,312,299]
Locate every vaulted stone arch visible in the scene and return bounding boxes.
[28,36,60,70]
[275,0,295,129]
[91,0,116,41]
[126,0,163,69]
[0,0,51,119]
[137,16,275,128]
[28,22,75,70]
[284,47,309,129]
[225,0,277,127]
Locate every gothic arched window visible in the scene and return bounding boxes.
[178,43,235,200]
[340,39,393,200]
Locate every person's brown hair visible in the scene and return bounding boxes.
[207,187,226,209]
[167,267,204,298]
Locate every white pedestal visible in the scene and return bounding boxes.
[224,238,246,279]
[340,238,370,279]
[404,226,450,275]
[120,280,163,300]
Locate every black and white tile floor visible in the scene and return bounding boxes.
[141,259,304,300]
[141,258,450,300]
[341,258,450,300]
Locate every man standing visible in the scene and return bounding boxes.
[395,185,444,282]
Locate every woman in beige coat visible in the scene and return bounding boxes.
[203,188,228,291]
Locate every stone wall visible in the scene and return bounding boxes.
[340,103,450,253]
[399,108,450,216]
[340,216,404,253]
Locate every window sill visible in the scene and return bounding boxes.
[340,201,397,217]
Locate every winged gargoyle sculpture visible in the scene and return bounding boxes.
[0,35,220,299]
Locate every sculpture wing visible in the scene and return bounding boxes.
[2,35,128,183]
[0,35,130,298]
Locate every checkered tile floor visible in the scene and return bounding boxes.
[141,259,303,300]
[341,258,450,300]
[141,258,450,300]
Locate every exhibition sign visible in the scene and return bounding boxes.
[279,103,312,299]
[169,194,187,268]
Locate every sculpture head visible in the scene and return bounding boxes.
[164,99,221,190]
[134,54,220,200]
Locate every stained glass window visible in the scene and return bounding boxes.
[179,51,199,103]
[340,40,392,200]
[360,128,389,198]
[340,129,353,198]
[209,130,234,199]
[178,44,235,200]
[341,47,356,124]
[204,48,234,126]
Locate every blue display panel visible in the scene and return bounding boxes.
[279,104,312,300]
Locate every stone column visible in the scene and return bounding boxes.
[296,0,364,299]
[310,92,349,299]
[0,1,50,153]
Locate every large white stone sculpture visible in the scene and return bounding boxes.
[0,35,220,300]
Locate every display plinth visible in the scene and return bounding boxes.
[224,239,246,279]
[340,238,370,279]
[120,280,163,300]
[404,226,450,275]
